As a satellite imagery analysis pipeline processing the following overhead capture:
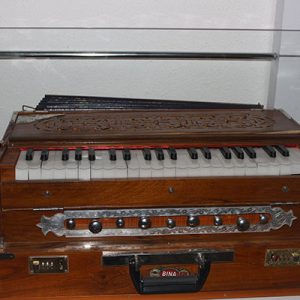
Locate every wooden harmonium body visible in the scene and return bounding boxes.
[1,108,300,298]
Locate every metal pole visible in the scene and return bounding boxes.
[0,51,277,61]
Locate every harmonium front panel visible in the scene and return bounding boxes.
[1,109,300,298]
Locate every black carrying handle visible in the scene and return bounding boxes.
[129,254,211,294]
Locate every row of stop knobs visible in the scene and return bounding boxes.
[66,214,269,233]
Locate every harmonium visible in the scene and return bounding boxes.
[1,95,300,299]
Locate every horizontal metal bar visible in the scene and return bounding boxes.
[0,51,277,61]
[1,27,300,32]
[279,54,300,58]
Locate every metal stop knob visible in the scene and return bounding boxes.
[236,217,250,232]
[89,220,102,234]
[139,217,151,229]
[187,216,200,227]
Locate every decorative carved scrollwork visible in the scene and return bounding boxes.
[33,111,275,134]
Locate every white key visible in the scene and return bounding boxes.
[174,149,188,177]
[230,151,246,176]
[103,150,127,178]
[150,150,164,177]
[41,151,56,180]
[275,150,292,175]
[65,150,78,180]
[102,151,115,178]
[288,148,300,174]
[90,150,104,179]
[15,151,29,180]
[196,150,211,176]
[255,148,280,175]
[213,149,234,176]
[127,150,139,178]
[136,150,151,178]
[78,150,91,180]
[243,155,258,176]
[28,151,42,180]
[184,150,200,177]
[115,150,127,178]
[177,150,200,177]
[53,151,66,180]
[163,150,176,177]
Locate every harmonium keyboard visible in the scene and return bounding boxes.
[1,96,300,298]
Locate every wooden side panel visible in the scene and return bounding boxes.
[2,177,300,209]
[1,240,300,297]
[0,148,18,182]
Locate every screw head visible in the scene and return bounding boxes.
[168,186,175,193]
[43,190,51,197]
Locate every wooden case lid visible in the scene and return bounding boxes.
[7,109,300,145]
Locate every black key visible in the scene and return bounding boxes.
[188,148,198,160]
[200,147,211,160]
[220,147,231,159]
[263,146,276,158]
[109,149,116,161]
[40,149,49,161]
[155,148,164,160]
[275,145,289,157]
[142,148,151,161]
[75,148,82,161]
[25,149,34,161]
[61,148,69,161]
[168,148,177,160]
[243,147,256,159]
[231,146,244,159]
[88,148,96,161]
[122,149,131,161]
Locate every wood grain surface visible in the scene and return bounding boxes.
[2,176,300,209]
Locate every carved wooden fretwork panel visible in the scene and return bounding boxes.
[33,111,275,134]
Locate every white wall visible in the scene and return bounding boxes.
[274,0,300,122]
[0,0,277,29]
[0,0,278,137]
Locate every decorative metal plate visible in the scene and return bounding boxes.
[265,249,300,267]
[37,206,296,238]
